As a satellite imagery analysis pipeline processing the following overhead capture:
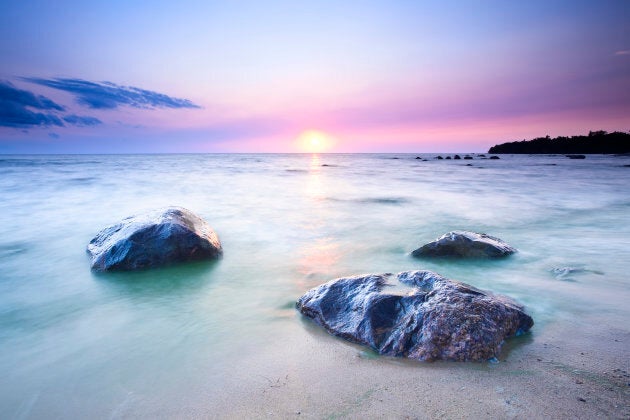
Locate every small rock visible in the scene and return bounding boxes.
[412,231,516,258]
[578,397,586,402]
[551,266,603,281]
[489,156,500,159]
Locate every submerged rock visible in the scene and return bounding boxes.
[87,207,222,271]
[551,266,604,281]
[566,154,586,159]
[489,155,501,159]
[297,270,533,361]
[412,231,516,258]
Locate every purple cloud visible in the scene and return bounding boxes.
[23,78,201,110]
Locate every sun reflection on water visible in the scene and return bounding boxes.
[305,154,325,201]
[298,238,339,273]
[296,153,341,286]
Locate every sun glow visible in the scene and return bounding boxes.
[297,130,335,153]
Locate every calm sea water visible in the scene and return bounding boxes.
[1,153,629,417]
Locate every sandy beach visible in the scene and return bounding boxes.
[213,321,628,418]
[107,302,629,419]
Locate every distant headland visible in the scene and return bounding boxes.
[488,131,630,154]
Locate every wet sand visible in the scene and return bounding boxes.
[118,309,629,419]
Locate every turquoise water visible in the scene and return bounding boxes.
[1,153,629,417]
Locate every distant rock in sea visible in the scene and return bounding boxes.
[412,231,516,258]
[565,154,586,159]
[489,156,500,159]
[87,207,222,271]
[297,270,533,361]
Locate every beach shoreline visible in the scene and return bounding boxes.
[191,312,630,419]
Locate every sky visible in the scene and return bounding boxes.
[0,0,629,153]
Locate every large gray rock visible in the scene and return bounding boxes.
[412,231,516,258]
[297,270,533,361]
[87,207,222,271]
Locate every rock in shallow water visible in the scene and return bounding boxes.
[297,270,533,361]
[550,266,604,281]
[412,231,516,258]
[87,207,222,271]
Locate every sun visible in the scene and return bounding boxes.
[297,130,334,153]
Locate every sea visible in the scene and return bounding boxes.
[0,153,629,417]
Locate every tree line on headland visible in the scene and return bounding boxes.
[488,131,630,154]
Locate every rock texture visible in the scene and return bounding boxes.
[412,231,516,258]
[297,270,533,361]
[87,207,222,271]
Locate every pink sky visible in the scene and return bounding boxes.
[1,1,629,153]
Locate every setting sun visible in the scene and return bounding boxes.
[296,130,335,153]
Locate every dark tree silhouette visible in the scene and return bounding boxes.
[488,131,630,154]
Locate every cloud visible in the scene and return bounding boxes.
[0,81,66,128]
[0,81,103,129]
[615,50,630,56]
[0,81,65,112]
[62,114,102,126]
[23,77,201,110]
